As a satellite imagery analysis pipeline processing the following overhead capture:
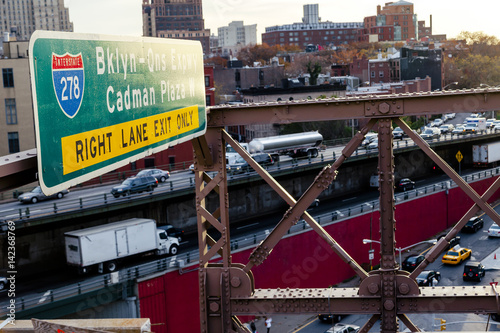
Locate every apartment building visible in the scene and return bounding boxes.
[0,0,73,41]
[0,41,34,156]
[142,0,210,55]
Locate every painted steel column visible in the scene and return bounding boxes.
[377,118,398,332]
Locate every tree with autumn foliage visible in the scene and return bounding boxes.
[443,31,500,89]
[236,43,283,66]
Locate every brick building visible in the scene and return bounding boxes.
[364,0,417,42]
[262,4,364,49]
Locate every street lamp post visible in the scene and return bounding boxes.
[442,81,458,90]
[363,239,437,267]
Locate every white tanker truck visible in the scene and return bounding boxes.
[226,131,323,164]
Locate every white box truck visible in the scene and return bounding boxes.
[65,218,179,273]
[473,142,500,167]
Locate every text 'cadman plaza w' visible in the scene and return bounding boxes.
[29,31,207,195]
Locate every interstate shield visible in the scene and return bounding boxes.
[52,53,85,118]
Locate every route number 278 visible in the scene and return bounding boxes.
[60,76,81,101]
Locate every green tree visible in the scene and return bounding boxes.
[306,61,322,85]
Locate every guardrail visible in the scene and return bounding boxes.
[1,166,499,319]
[0,129,498,227]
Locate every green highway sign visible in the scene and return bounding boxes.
[29,31,206,195]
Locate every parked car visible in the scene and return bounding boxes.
[463,261,485,282]
[442,247,471,265]
[488,224,500,237]
[396,178,415,191]
[420,127,440,140]
[18,186,69,204]
[0,276,7,290]
[158,224,185,242]
[461,216,484,233]
[136,168,170,182]
[415,270,441,286]
[439,124,454,134]
[325,323,360,333]
[437,235,461,250]
[393,127,405,140]
[111,176,158,198]
[452,126,466,135]
[402,255,425,272]
[318,314,347,324]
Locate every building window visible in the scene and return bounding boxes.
[3,68,14,87]
[204,75,210,87]
[371,71,375,78]
[379,71,384,77]
[206,95,211,106]
[8,132,19,153]
[5,99,17,124]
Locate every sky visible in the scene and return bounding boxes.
[64,0,500,42]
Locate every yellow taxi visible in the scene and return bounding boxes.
[442,247,472,265]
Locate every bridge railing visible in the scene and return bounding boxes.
[1,166,499,319]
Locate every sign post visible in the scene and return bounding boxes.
[29,31,206,195]
[456,150,463,175]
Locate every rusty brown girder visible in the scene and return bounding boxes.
[207,88,500,126]
[194,89,500,333]
[229,285,500,316]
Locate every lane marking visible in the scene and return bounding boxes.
[292,315,319,332]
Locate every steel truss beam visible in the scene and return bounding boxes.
[194,90,500,333]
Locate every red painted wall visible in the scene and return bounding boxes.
[138,176,500,332]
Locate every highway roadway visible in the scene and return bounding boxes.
[0,115,495,224]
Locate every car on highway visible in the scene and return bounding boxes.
[444,113,456,120]
[420,127,440,140]
[452,125,466,135]
[415,270,441,286]
[230,153,274,174]
[110,176,158,198]
[431,118,444,127]
[439,124,454,134]
[318,314,347,324]
[488,224,500,237]
[486,119,496,129]
[393,127,405,139]
[463,261,485,282]
[442,247,471,265]
[361,133,377,147]
[18,186,69,204]
[402,255,425,272]
[461,216,484,233]
[366,138,379,150]
[136,168,170,182]
[464,123,479,133]
[0,276,7,291]
[437,234,460,250]
[395,178,415,191]
[158,224,185,242]
[325,323,360,333]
